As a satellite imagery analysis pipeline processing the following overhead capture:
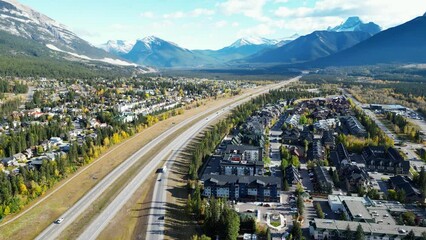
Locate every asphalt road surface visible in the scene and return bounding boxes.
[36,77,300,240]
[143,77,300,240]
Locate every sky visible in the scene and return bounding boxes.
[18,0,426,50]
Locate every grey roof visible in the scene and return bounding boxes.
[202,174,281,188]
[225,144,262,152]
[343,200,373,220]
[314,166,333,185]
[313,218,426,237]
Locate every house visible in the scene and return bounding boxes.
[285,114,300,127]
[322,130,335,149]
[314,119,339,131]
[1,157,17,167]
[285,165,301,185]
[330,143,351,169]
[340,164,370,193]
[389,175,423,203]
[281,128,300,144]
[340,116,367,137]
[362,146,410,174]
[49,137,63,146]
[13,153,27,162]
[24,148,33,159]
[201,175,281,202]
[308,140,325,161]
[314,166,333,193]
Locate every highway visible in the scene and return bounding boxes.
[144,77,300,240]
[36,76,300,240]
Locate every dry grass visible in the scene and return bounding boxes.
[0,94,239,240]
[93,106,231,239]
[96,87,268,239]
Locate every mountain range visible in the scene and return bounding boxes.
[101,16,384,68]
[0,0,426,74]
[309,13,426,67]
[242,31,372,64]
[0,0,138,70]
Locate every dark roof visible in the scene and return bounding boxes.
[362,146,409,171]
[314,166,333,185]
[389,175,421,197]
[225,145,262,153]
[285,165,301,183]
[202,174,281,188]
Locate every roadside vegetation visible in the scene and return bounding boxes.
[186,88,318,239]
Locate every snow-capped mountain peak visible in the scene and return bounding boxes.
[137,35,181,49]
[99,40,135,55]
[0,0,76,44]
[328,16,381,35]
[0,0,136,66]
[330,16,363,32]
[230,37,279,48]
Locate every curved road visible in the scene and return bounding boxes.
[36,77,300,240]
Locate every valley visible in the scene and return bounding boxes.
[0,1,425,240]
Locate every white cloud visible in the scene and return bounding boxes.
[163,11,185,19]
[237,23,275,37]
[219,0,269,22]
[215,20,228,28]
[274,0,426,29]
[231,22,240,27]
[162,9,215,19]
[140,11,155,18]
[191,8,215,17]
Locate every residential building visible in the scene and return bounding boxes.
[310,218,426,240]
[285,114,300,127]
[220,155,264,176]
[389,175,424,203]
[330,143,351,169]
[308,140,325,161]
[224,145,262,162]
[281,128,300,144]
[201,175,281,202]
[285,165,301,185]
[341,116,367,137]
[362,146,410,174]
[340,164,370,193]
[314,166,333,193]
[322,130,336,149]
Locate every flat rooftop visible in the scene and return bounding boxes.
[344,200,373,220]
[314,218,426,237]
[328,195,370,205]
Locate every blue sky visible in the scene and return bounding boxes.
[19,0,426,50]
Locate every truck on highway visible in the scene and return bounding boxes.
[157,165,167,173]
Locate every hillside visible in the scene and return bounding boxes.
[245,31,372,64]
[310,14,426,67]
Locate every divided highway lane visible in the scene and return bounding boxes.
[80,77,300,240]
[36,77,300,240]
[145,77,301,240]
[81,103,232,240]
